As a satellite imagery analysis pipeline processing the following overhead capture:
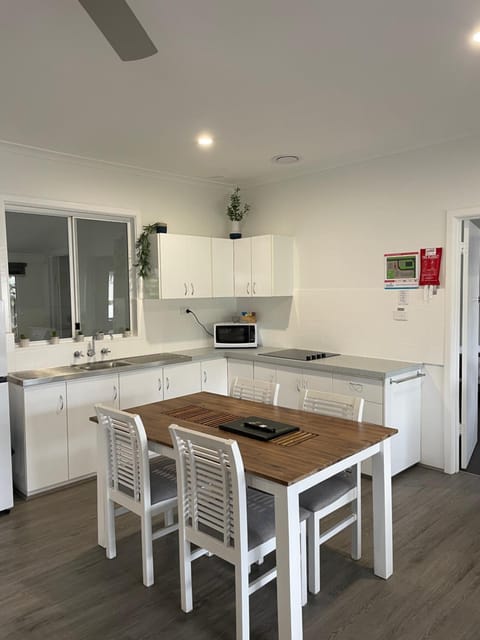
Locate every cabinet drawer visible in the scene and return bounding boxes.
[333,374,383,404]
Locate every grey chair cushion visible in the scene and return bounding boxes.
[149,456,177,504]
[299,472,355,513]
[247,488,309,549]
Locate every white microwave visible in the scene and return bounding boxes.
[214,323,258,348]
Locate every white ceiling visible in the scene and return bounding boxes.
[2,0,480,185]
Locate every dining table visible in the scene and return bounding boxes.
[95,391,397,640]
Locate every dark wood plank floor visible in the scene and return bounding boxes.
[1,466,480,640]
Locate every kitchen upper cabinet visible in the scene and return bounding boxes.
[66,374,119,479]
[145,233,212,299]
[163,362,201,399]
[9,382,68,496]
[201,359,228,395]
[119,367,164,409]
[234,235,294,297]
[212,238,234,297]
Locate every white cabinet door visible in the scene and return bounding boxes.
[254,362,276,383]
[188,236,212,298]
[234,238,252,297]
[163,362,201,399]
[251,236,272,297]
[384,372,422,476]
[227,359,254,392]
[24,382,68,493]
[304,371,333,393]
[276,366,304,409]
[158,234,212,299]
[201,359,228,395]
[159,234,191,299]
[67,374,119,479]
[212,238,234,297]
[119,367,164,409]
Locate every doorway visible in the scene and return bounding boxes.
[444,209,480,474]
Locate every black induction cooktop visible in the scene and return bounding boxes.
[259,349,340,362]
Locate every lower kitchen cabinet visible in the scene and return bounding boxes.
[66,374,119,479]
[10,381,68,496]
[227,358,254,391]
[163,362,201,399]
[119,367,164,409]
[201,359,228,395]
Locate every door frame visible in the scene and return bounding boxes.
[444,206,480,473]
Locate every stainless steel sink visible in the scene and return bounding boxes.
[78,360,131,371]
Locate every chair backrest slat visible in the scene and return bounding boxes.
[300,389,364,422]
[170,425,247,555]
[230,376,280,406]
[95,404,151,506]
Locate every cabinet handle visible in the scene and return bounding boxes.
[113,385,118,401]
[296,381,301,392]
[246,282,250,295]
[158,378,162,391]
[390,371,425,385]
[191,282,195,296]
[203,370,207,384]
[253,282,256,295]
[58,395,64,413]
[166,377,170,390]
[349,382,363,393]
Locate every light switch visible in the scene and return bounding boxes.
[393,306,408,321]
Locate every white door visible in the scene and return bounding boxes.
[275,366,304,409]
[163,362,201,399]
[66,374,119,479]
[212,238,234,297]
[25,383,68,492]
[461,221,480,467]
[233,238,252,297]
[251,236,272,296]
[160,234,190,299]
[188,236,212,298]
[119,367,164,409]
[201,359,228,395]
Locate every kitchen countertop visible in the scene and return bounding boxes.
[8,346,422,387]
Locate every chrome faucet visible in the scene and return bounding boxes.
[86,332,97,358]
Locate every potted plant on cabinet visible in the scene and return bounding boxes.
[227,187,251,239]
[135,222,167,278]
[19,334,29,348]
[49,330,59,345]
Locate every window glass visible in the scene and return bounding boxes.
[5,212,72,340]
[76,219,130,337]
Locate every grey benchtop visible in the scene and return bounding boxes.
[8,345,422,388]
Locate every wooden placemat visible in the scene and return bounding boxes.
[163,404,240,429]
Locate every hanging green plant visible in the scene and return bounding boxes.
[135,223,163,278]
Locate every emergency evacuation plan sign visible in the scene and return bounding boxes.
[384,251,419,289]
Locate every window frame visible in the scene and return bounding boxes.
[0,196,139,344]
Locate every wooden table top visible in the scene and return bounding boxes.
[125,392,397,486]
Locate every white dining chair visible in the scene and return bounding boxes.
[169,425,308,640]
[230,376,280,406]
[298,389,365,594]
[95,404,178,587]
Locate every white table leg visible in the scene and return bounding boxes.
[371,439,393,578]
[96,424,106,548]
[274,485,303,640]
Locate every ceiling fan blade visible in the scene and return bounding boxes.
[79,0,158,61]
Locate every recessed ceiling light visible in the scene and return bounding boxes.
[272,154,301,165]
[197,134,213,147]
[472,31,480,43]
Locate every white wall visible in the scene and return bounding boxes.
[0,142,236,371]
[243,135,480,470]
